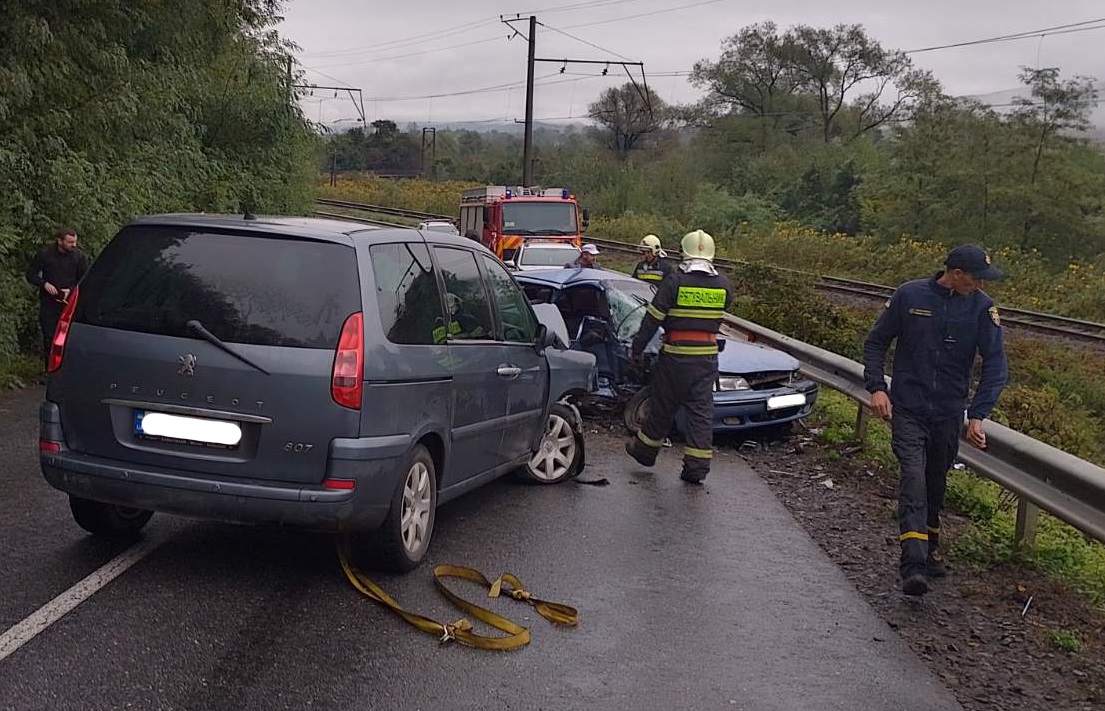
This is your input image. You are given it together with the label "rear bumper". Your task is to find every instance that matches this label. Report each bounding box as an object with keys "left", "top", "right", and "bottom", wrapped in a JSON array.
[
  {"left": 40, "top": 403, "right": 408, "bottom": 532},
  {"left": 704, "top": 380, "right": 820, "bottom": 433}
]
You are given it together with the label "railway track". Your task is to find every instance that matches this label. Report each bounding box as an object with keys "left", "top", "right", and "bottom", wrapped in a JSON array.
[
  {"left": 316, "top": 200, "right": 1105, "bottom": 344},
  {"left": 315, "top": 198, "right": 453, "bottom": 222},
  {"left": 312, "top": 209, "right": 407, "bottom": 228},
  {"left": 588, "top": 238, "right": 1105, "bottom": 343}
]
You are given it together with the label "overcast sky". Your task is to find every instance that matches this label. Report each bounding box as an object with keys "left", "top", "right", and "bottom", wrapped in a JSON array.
[{"left": 280, "top": 0, "right": 1105, "bottom": 127}]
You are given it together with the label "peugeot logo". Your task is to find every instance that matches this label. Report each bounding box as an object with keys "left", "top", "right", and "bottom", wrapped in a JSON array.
[{"left": 178, "top": 354, "right": 197, "bottom": 377}]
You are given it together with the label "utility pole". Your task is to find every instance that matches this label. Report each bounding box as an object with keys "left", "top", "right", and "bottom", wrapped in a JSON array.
[
  {"left": 421, "top": 127, "right": 437, "bottom": 179},
  {"left": 503, "top": 15, "right": 650, "bottom": 185},
  {"left": 522, "top": 15, "right": 537, "bottom": 187}
]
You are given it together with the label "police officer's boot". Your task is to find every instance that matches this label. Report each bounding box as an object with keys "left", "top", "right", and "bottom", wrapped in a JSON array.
[
  {"left": 625, "top": 436, "right": 658, "bottom": 468},
  {"left": 926, "top": 531, "right": 947, "bottom": 578},
  {"left": 902, "top": 573, "right": 929, "bottom": 597}
]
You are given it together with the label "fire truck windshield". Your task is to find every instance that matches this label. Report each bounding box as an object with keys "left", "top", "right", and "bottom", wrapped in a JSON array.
[{"left": 501, "top": 202, "right": 577, "bottom": 235}]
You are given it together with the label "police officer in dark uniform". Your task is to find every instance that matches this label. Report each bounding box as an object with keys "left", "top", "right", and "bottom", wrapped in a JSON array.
[
  {"left": 863, "top": 244, "right": 1008, "bottom": 597},
  {"left": 625, "top": 230, "right": 733, "bottom": 484},
  {"left": 25, "top": 227, "right": 88, "bottom": 368},
  {"left": 631, "top": 234, "right": 673, "bottom": 284}
]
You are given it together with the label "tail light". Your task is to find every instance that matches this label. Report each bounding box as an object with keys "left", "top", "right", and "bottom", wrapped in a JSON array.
[
  {"left": 47, "top": 286, "right": 80, "bottom": 374},
  {"left": 331, "top": 312, "right": 363, "bottom": 409}
]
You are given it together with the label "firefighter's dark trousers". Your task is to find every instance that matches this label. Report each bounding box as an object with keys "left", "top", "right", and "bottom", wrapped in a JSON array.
[
  {"left": 891, "top": 408, "right": 961, "bottom": 578},
  {"left": 633, "top": 352, "right": 716, "bottom": 480}
]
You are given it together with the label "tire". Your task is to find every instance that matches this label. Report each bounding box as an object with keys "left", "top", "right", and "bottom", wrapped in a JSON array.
[
  {"left": 519, "top": 403, "right": 583, "bottom": 484},
  {"left": 69, "top": 495, "right": 153, "bottom": 538},
  {"left": 623, "top": 386, "right": 653, "bottom": 434},
  {"left": 370, "top": 444, "right": 437, "bottom": 573}
]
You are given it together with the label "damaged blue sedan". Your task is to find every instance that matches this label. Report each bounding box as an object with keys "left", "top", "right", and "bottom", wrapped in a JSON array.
[{"left": 515, "top": 268, "right": 819, "bottom": 437}]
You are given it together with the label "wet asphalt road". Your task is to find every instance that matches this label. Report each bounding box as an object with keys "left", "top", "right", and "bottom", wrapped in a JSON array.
[{"left": 0, "top": 387, "right": 962, "bottom": 711}]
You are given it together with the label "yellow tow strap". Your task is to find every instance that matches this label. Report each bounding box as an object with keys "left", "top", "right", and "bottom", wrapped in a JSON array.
[{"left": 336, "top": 535, "right": 579, "bottom": 650}]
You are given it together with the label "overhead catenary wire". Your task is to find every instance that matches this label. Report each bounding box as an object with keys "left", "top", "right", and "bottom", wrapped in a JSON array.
[
  {"left": 311, "top": 35, "right": 506, "bottom": 69},
  {"left": 904, "top": 16, "right": 1105, "bottom": 53},
  {"left": 300, "top": 17, "right": 500, "bottom": 59},
  {"left": 516, "top": 0, "right": 651, "bottom": 17},
  {"left": 560, "top": 0, "right": 737, "bottom": 30},
  {"left": 537, "top": 21, "right": 636, "bottom": 62}
]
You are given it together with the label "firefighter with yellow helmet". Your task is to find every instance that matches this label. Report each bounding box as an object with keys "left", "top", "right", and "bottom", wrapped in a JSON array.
[
  {"left": 631, "top": 234, "right": 673, "bottom": 284},
  {"left": 625, "top": 229, "right": 733, "bottom": 484}
]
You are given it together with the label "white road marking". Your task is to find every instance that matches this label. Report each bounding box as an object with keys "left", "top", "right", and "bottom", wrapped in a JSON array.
[{"left": 0, "top": 534, "right": 164, "bottom": 663}]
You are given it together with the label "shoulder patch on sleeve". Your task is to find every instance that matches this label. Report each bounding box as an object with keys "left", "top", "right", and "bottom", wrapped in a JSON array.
[
  {"left": 884, "top": 298, "right": 891, "bottom": 309},
  {"left": 988, "top": 306, "right": 1001, "bottom": 327}
]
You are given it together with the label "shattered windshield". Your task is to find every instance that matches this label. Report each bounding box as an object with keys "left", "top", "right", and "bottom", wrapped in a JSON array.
[{"left": 605, "top": 279, "right": 656, "bottom": 340}]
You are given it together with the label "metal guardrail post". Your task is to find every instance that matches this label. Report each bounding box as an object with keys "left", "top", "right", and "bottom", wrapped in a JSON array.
[
  {"left": 854, "top": 404, "right": 869, "bottom": 442},
  {"left": 1015, "top": 499, "right": 1040, "bottom": 551}
]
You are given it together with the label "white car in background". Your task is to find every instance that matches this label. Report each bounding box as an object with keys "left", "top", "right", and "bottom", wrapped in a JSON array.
[
  {"left": 510, "top": 242, "right": 583, "bottom": 271},
  {"left": 417, "top": 219, "right": 460, "bottom": 235}
]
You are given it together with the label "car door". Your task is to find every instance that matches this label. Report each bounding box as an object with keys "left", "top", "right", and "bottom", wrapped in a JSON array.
[
  {"left": 480, "top": 255, "right": 547, "bottom": 463},
  {"left": 432, "top": 246, "right": 508, "bottom": 486}
]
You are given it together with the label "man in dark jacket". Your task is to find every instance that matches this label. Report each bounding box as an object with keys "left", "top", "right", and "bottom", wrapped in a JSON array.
[
  {"left": 25, "top": 227, "right": 88, "bottom": 366},
  {"left": 625, "top": 229, "right": 733, "bottom": 484},
  {"left": 863, "top": 244, "right": 1008, "bottom": 597}
]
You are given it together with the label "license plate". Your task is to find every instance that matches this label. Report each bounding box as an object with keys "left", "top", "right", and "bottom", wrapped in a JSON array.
[
  {"left": 134, "top": 410, "right": 242, "bottom": 447},
  {"left": 766, "top": 394, "right": 806, "bottom": 411}
]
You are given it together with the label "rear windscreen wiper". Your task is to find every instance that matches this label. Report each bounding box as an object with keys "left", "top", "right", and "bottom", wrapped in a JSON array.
[{"left": 186, "top": 320, "right": 270, "bottom": 375}]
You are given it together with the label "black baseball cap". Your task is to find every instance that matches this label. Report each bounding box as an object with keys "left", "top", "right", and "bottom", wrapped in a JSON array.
[{"left": 946, "top": 244, "right": 1002, "bottom": 280}]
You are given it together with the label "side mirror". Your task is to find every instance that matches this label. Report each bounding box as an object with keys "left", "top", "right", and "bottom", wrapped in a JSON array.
[
  {"left": 535, "top": 324, "right": 557, "bottom": 352},
  {"left": 581, "top": 207, "right": 590, "bottom": 230}
]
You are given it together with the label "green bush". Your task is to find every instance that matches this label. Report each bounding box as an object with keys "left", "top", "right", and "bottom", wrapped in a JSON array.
[
  {"left": 689, "top": 183, "right": 781, "bottom": 234},
  {"left": 994, "top": 385, "right": 1104, "bottom": 463}
]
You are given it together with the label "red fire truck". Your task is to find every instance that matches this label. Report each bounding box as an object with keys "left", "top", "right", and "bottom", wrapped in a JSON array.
[{"left": 458, "top": 186, "right": 588, "bottom": 262}]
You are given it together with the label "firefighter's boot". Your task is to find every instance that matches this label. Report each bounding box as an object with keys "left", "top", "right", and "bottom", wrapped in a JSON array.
[{"left": 625, "top": 434, "right": 659, "bottom": 468}]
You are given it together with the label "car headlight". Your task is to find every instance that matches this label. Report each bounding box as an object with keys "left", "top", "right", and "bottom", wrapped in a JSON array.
[{"left": 716, "top": 376, "right": 751, "bottom": 392}]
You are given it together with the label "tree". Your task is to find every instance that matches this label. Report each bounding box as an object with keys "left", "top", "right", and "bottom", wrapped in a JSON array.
[
  {"left": 1012, "top": 67, "right": 1100, "bottom": 248},
  {"left": 691, "top": 23, "right": 934, "bottom": 143},
  {"left": 588, "top": 83, "right": 668, "bottom": 157},
  {"left": 0, "top": 1, "right": 316, "bottom": 366},
  {"left": 690, "top": 22, "right": 800, "bottom": 127}
]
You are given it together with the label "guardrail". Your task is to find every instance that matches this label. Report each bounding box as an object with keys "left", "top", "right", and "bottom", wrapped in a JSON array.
[{"left": 719, "top": 313, "right": 1105, "bottom": 550}]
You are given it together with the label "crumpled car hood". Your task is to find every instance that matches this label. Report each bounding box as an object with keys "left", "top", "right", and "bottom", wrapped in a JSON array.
[
  {"left": 641, "top": 334, "right": 798, "bottom": 375},
  {"left": 717, "top": 338, "right": 799, "bottom": 374}
]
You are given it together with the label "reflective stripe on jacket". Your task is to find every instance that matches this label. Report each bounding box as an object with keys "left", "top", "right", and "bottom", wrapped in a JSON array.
[{"left": 632, "top": 269, "right": 733, "bottom": 357}]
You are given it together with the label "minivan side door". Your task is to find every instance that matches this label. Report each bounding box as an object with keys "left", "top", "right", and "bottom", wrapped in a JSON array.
[
  {"left": 480, "top": 256, "right": 547, "bottom": 463},
  {"left": 431, "top": 246, "right": 509, "bottom": 486}
]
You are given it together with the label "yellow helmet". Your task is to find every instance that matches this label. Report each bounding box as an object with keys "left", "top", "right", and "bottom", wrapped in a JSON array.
[
  {"left": 681, "top": 229, "right": 715, "bottom": 261},
  {"left": 639, "top": 234, "right": 663, "bottom": 255}
]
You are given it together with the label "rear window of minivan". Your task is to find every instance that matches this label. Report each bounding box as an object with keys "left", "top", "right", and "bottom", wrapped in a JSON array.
[{"left": 74, "top": 225, "right": 361, "bottom": 349}]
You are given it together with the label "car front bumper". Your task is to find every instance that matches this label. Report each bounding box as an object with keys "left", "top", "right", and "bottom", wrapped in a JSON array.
[{"left": 702, "top": 379, "right": 820, "bottom": 433}]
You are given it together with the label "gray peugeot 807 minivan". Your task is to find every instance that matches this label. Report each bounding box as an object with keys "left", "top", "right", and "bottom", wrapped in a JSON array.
[{"left": 39, "top": 214, "right": 595, "bottom": 571}]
